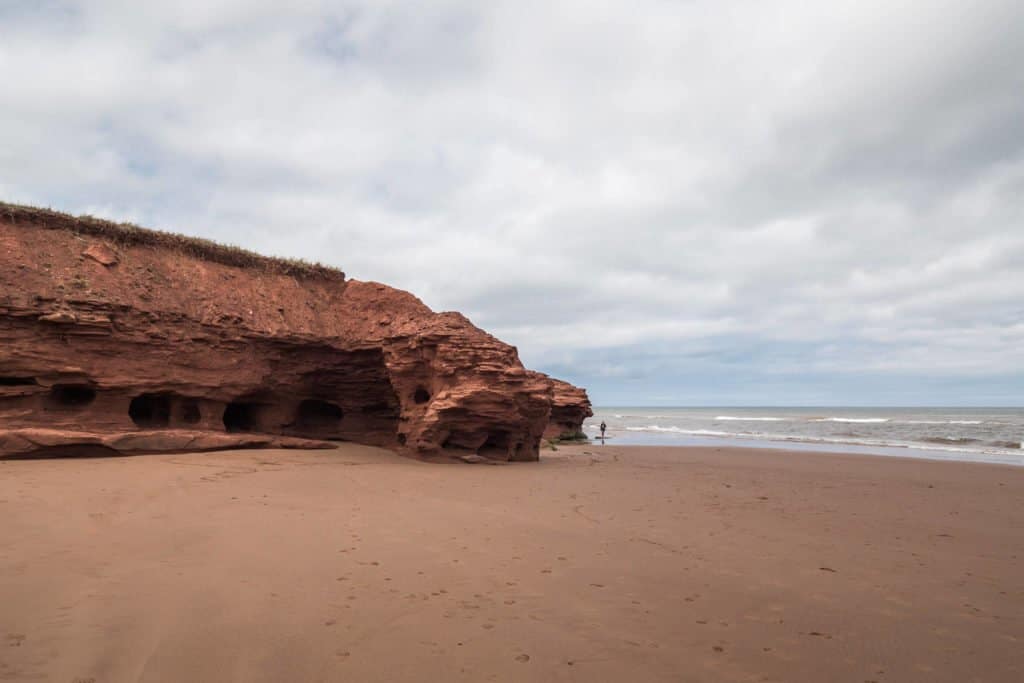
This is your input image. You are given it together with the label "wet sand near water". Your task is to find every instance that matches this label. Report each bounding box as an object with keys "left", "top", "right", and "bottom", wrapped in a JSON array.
[{"left": 1, "top": 443, "right": 1022, "bottom": 682}]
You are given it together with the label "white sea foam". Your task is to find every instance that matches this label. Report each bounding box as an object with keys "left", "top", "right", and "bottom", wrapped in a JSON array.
[
  {"left": 625, "top": 425, "right": 732, "bottom": 437},
  {"left": 586, "top": 407, "right": 1023, "bottom": 466},
  {"left": 608, "top": 425, "right": 1023, "bottom": 461},
  {"left": 813, "top": 417, "right": 984, "bottom": 425}
]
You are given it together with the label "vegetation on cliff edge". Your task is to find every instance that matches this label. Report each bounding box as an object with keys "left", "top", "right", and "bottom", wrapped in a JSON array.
[{"left": 0, "top": 201, "right": 345, "bottom": 281}]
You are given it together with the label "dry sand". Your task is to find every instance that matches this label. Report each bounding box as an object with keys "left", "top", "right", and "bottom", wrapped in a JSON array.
[{"left": 1, "top": 443, "right": 1022, "bottom": 682}]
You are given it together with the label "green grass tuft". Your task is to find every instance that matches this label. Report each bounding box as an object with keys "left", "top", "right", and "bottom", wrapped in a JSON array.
[{"left": 0, "top": 201, "right": 345, "bottom": 281}]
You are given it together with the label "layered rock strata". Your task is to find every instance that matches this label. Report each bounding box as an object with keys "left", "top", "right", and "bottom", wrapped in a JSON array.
[
  {"left": 542, "top": 378, "right": 594, "bottom": 440},
  {"left": 0, "top": 203, "right": 591, "bottom": 461}
]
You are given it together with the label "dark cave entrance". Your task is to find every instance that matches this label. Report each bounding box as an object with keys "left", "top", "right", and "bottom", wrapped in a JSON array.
[
  {"left": 223, "top": 401, "right": 263, "bottom": 433},
  {"left": 295, "top": 399, "right": 344, "bottom": 433},
  {"left": 129, "top": 394, "right": 172, "bottom": 428},
  {"left": 413, "top": 386, "right": 431, "bottom": 404},
  {"left": 439, "top": 430, "right": 514, "bottom": 459},
  {"left": 0, "top": 377, "right": 37, "bottom": 386},
  {"left": 46, "top": 384, "right": 96, "bottom": 408},
  {"left": 440, "top": 431, "right": 478, "bottom": 451},
  {"left": 479, "top": 431, "right": 511, "bottom": 459},
  {"left": 180, "top": 400, "right": 202, "bottom": 425}
]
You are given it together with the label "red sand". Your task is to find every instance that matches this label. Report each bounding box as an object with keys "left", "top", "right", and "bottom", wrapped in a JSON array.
[{"left": 2, "top": 443, "right": 1022, "bottom": 681}]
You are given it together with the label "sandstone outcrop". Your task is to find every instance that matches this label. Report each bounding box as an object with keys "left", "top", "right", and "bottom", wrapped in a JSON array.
[
  {"left": 542, "top": 378, "right": 594, "bottom": 440},
  {"left": 0, "top": 203, "right": 591, "bottom": 461}
]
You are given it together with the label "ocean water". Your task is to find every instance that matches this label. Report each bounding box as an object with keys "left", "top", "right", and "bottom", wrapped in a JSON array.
[{"left": 583, "top": 407, "right": 1024, "bottom": 466}]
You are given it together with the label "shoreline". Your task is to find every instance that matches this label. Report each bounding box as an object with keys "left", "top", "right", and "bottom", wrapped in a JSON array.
[
  {"left": 2, "top": 442, "right": 1022, "bottom": 681},
  {"left": 582, "top": 406, "right": 1024, "bottom": 467},
  {"left": 583, "top": 430, "right": 1024, "bottom": 467}
]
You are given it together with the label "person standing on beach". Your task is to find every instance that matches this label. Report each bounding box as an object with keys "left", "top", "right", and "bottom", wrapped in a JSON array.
[{"left": 600, "top": 421, "right": 607, "bottom": 440}]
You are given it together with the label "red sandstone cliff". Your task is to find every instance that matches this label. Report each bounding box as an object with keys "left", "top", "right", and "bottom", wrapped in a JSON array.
[
  {"left": 0, "top": 203, "right": 591, "bottom": 461},
  {"left": 542, "top": 378, "right": 594, "bottom": 440}
]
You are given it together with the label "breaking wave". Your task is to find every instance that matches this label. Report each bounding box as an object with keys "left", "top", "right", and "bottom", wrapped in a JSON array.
[
  {"left": 626, "top": 426, "right": 731, "bottom": 437},
  {"left": 588, "top": 407, "right": 1023, "bottom": 466},
  {"left": 615, "top": 424, "right": 1022, "bottom": 458},
  {"left": 921, "top": 436, "right": 981, "bottom": 445}
]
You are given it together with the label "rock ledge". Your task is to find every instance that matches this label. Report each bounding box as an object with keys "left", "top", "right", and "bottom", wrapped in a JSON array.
[{"left": 0, "top": 203, "right": 591, "bottom": 461}]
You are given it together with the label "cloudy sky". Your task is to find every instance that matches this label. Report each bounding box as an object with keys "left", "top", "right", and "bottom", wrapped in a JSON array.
[{"left": 2, "top": 1, "right": 1023, "bottom": 406}]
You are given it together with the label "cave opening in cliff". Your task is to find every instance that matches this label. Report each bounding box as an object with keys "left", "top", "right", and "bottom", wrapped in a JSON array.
[
  {"left": 479, "top": 431, "right": 511, "bottom": 459},
  {"left": 180, "top": 400, "right": 201, "bottom": 425},
  {"left": 295, "top": 399, "right": 343, "bottom": 433},
  {"left": 223, "top": 401, "right": 263, "bottom": 433},
  {"left": 414, "top": 387, "right": 431, "bottom": 404},
  {"left": 0, "top": 376, "right": 37, "bottom": 386},
  {"left": 46, "top": 384, "right": 96, "bottom": 408},
  {"left": 129, "top": 394, "right": 172, "bottom": 428},
  {"left": 441, "top": 430, "right": 481, "bottom": 451}
]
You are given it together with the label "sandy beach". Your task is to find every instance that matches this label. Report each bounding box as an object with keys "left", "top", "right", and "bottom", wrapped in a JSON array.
[{"left": 1, "top": 443, "right": 1022, "bottom": 682}]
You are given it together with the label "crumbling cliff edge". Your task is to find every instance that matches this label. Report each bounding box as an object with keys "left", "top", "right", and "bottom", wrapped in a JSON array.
[{"left": 0, "top": 203, "right": 592, "bottom": 461}]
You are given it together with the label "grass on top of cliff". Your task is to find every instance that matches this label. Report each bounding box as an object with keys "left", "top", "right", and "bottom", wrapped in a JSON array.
[{"left": 0, "top": 201, "right": 345, "bottom": 281}]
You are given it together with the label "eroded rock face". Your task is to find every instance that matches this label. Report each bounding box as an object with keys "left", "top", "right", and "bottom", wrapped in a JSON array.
[
  {"left": 542, "top": 378, "right": 594, "bottom": 440},
  {"left": 0, "top": 204, "right": 591, "bottom": 460}
]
